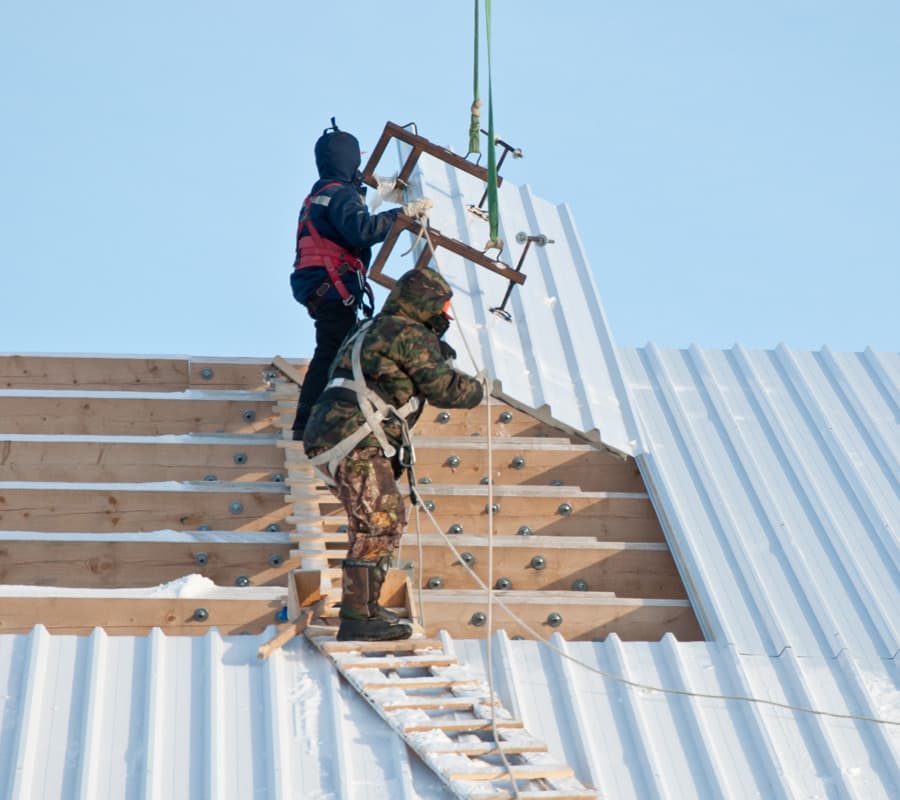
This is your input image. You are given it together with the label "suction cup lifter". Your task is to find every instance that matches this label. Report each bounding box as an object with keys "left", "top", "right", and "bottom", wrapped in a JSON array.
[{"left": 490, "top": 232, "right": 555, "bottom": 321}]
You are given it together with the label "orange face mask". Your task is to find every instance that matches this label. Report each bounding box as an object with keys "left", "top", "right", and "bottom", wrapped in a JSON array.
[{"left": 442, "top": 299, "right": 454, "bottom": 320}]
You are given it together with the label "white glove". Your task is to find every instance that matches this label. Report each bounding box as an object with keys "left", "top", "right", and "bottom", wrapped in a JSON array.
[
  {"left": 370, "top": 174, "right": 406, "bottom": 210},
  {"left": 402, "top": 197, "right": 433, "bottom": 219}
]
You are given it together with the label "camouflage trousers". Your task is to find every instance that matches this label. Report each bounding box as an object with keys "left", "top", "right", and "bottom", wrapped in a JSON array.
[{"left": 331, "top": 447, "right": 406, "bottom": 561}]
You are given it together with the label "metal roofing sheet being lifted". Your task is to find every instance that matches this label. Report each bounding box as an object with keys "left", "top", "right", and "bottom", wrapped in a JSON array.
[{"left": 401, "top": 150, "right": 637, "bottom": 455}]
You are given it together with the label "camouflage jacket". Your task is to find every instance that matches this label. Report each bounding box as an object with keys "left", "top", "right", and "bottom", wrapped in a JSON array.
[{"left": 303, "top": 268, "right": 484, "bottom": 457}]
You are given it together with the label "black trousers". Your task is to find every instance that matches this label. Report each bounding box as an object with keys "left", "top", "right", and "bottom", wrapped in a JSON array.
[{"left": 292, "top": 300, "right": 358, "bottom": 437}]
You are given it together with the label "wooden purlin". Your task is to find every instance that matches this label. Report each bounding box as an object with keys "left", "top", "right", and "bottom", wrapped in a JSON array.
[{"left": 306, "top": 630, "right": 598, "bottom": 800}]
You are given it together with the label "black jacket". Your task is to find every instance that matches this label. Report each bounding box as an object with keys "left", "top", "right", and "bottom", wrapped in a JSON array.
[{"left": 291, "top": 130, "right": 400, "bottom": 306}]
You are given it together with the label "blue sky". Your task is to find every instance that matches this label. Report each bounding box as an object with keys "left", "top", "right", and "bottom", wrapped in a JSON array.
[{"left": 1, "top": 1, "right": 897, "bottom": 358}]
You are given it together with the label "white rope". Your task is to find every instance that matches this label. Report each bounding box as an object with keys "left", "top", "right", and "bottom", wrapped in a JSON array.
[{"left": 415, "top": 217, "right": 521, "bottom": 796}]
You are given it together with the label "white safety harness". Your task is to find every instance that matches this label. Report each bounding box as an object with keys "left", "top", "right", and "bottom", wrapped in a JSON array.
[{"left": 306, "top": 318, "right": 421, "bottom": 485}]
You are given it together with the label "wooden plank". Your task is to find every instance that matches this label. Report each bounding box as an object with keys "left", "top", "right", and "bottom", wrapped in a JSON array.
[
  {"left": 403, "top": 719, "right": 523, "bottom": 733},
  {"left": 0, "top": 395, "right": 277, "bottom": 435},
  {"left": 300, "top": 492, "right": 665, "bottom": 543},
  {"left": 278, "top": 403, "right": 567, "bottom": 440},
  {"left": 408, "top": 445, "right": 644, "bottom": 493},
  {"left": 270, "top": 356, "right": 307, "bottom": 386},
  {"left": 0, "top": 355, "right": 189, "bottom": 390},
  {"left": 425, "top": 741, "right": 548, "bottom": 756},
  {"left": 322, "top": 637, "right": 444, "bottom": 654},
  {"left": 0, "top": 594, "right": 285, "bottom": 635},
  {"left": 0, "top": 438, "right": 283, "bottom": 483},
  {"left": 419, "top": 591, "right": 703, "bottom": 642},
  {"left": 0, "top": 538, "right": 294, "bottom": 587},
  {"left": 0, "top": 486, "right": 288, "bottom": 532},
  {"left": 408, "top": 537, "right": 686, "bottom": 599},
  {"left": 188, "top": 359, "right": 299, "bottom": 390},
  {"left": 449, "top": 765, "right": 575, "bottom": 782}
]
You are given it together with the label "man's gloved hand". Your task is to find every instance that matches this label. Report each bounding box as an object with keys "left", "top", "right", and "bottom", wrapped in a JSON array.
[
  {"left": 402, "top": 197, "right": 433, "bottom": 219},
  {"left": 439, "top": 340, "right": 457, "bottom": 361},
  {"left": 372, "top": 174, "right": 405, "bottom": 207}
]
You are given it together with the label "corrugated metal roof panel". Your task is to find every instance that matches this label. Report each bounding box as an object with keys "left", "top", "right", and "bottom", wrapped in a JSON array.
[
  {"left": 409, "top": 151, "right": 637, "bottom": 454},
  {"left": 620, "top": 344, "right": 900, "bottom": 660},
  {"left": 1, "top": 628, "right": 896, "bottom": 799}
]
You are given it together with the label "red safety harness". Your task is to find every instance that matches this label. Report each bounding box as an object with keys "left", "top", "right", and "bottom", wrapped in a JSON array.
[{"left": 293, "top": 182, "right": 373, "bottom": 315}]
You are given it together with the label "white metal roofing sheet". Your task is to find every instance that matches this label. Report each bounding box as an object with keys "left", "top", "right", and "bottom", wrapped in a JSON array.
[
  {"left": 401, "top": 150, "right": 637, "bottom": 455},
  {"left": 0, "top": 627, "right": 896, "bottom": 800},
  {"left": 619, "top": 344, "right": 900, "bottom": 660}
]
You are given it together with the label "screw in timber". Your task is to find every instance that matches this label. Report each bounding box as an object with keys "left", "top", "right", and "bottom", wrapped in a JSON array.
[
  {"left": 510, "top": 456, "right": 526, "bottom": 470},
  {"left": 200, "top": 367, "right": 214, "bottom": 380},
  {"left": 448, "top": 523, "right": 464, "bottom": 535},
  {"left": 233, "top": 452, "right": 248, "bottom": 465},
  {"left": 193, "top": 608, "right": 209, "bottom": 622},
  {"left": 517, "top": 525, "right": 533, "bottom": 536},
  {"left": 460, "top": 551, "right": 475, "bottom": 566},
  {"left": 495, "top": 577, "right": 512, "bottom": 590},
  {"left": 194, "top": 552, "right": 209, "bottom": 567},
  {"left": 235, "top": 576, "right": 250, "bottom": 587},
  {"left": 530, "top": 555, "right": 547, "bottom": 570},
  {"left": 547, "top": 612, "right": 563, "bottom": 627},
  {"left": 470, "top": 611, "right": 487, "bottom": 627},
  {"left": 266, "top": 523, "right": 281, "bottom": 533},
  {"left": 242, "top": 409, "right": 256, "bottom": 423},
  {"left": 498, "top": 410, "right": 513, "bottom": 423},
  {"left": 427, "top": 576, "right": 443, "bottom": 590},
  {"left": 269, "top": 553, "right": 284, "bottom": 567},
  {"left": 485, "top": 502, "right": 500, "bottom": 514},
  {"left": 557, "top": 502, "right": 573, "bottom": 516},
  {"left": 446, "top": 454, "right": 461, "bottom": 468},
  {"left": 229, "top": 501, "right": 244, "bottom": 515},
  {"left": 424, "top": 500, "right": 436, "bottom": 512},
  {"left": 572, "top": 579, "right": 588, "bottom": 591},
  {"left": 436, "top": 411, "right": 451, "bottom": 424}
]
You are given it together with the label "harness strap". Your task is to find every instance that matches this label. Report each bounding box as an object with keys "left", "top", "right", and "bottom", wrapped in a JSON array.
[
  {"left": 294, "top": 183, "right": 367, "bottom": 307},
  {"left": 307, "top": 319, "right": 420, "bottom": 483}
]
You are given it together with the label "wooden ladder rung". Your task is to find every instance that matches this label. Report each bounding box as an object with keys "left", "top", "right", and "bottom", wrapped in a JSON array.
[
  {"left": 450, "top": 765, "right": 575, "bottom": 782},
  {"left": 360, "top": 676, "right": 480, "bottom": 690},
  {"left": 336, "top": 653, "right": 457, "bottom": 670},
  {"left": 381, "top": 696, "right": 491, "bottom": 712},
  {"left": 471, "top": 791, "right": 598, "bottom": 800},
  {"left": 423, "top": 741, "right": 548, "bottom": 756},
  {"left": 321, "top": 637, "right": 444, "bottom": 654},
  {"left": 402, "top": 718, "right": 524, "bottom": 733}
]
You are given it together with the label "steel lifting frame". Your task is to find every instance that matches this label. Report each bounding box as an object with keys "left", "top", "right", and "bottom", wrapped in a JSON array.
[{"left": 360, "top": 122, "right": 526, "bottom": 291}]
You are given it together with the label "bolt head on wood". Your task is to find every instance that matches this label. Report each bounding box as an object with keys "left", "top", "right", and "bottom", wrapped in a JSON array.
[
  {"left": 427, "top": 576, "right": 443, "bottom": 590},
  {"left": 530, "top": 555, "right": 546, "bottom": 570},
  {"left": 448, "top": 523, "right": 463, "bottom": 535}
]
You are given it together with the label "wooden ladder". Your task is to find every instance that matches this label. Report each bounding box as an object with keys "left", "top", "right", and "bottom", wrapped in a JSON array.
[{"left": 305, "top": 630, "right": 598, "bottom": 800}]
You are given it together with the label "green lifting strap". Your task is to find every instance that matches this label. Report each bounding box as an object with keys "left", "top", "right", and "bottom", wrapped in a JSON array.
[
  {"left": 467, "top": 0, "right": 481, "bottom": 155},
  {"left": 484, "top": 0, "right": 500, "bottom": 246}
]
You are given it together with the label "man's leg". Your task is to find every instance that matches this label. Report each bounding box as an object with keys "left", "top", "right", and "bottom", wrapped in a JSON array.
[
  {"left": 332, "top": 447, "right": 410, "bottom": 641},
  {"left": 291, "top": 300, "right": 357, "bottom": 439}
]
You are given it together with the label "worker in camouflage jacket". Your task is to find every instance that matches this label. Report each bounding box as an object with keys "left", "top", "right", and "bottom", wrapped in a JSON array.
[{"left": 303, "top": 267, "right": 484, "bottom": 641}]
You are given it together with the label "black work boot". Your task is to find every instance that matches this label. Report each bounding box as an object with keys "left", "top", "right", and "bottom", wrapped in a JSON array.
[
  {"left": 337, "top": 560, "right": 411, "bottom": 642},
  {"left": 372, "top": 557, "right": 400, "bottom": 623}
]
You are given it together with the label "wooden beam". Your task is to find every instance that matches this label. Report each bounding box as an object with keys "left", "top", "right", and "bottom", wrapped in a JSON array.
[
  {"left": 0, "top": 484, "right": 289, "bottom": 532},
  {"left": 295, "top": 490, "right": 665, "bottom": 543},
  {"left": 419, "top": 590, "right": 703, "bottom": 642},
  {"left": 0, "top": 394, "right": 277, "bottom": 435},
  {"left": 0, "top": 536, "right": 294, "bottom": 588},
  {"left": 0, "top": 437, "right": 283, "bottom": 483},
  {"left": 398, "top": 536, "right": 685, "bottom": 599},
  {"left": 0, "top": 355, "right": 189, "bottom": 391},
  {"left": 0, "top": 593, "right": 285, "bottom": 635}
]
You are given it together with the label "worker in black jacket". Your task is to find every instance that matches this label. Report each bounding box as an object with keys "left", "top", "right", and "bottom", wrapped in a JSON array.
[{"left": 289, "top": 120, "right": 431, "bottom": 440}]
